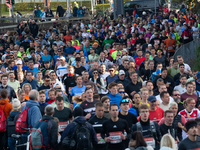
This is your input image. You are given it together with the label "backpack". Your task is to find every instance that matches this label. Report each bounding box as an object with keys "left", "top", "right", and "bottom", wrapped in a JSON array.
[
  {"left": 15, "top": 107, "right": 30, "bottom": 133},
  {"left": 29, "top": 120, "right": 49, "bottom": 150},
  {"left": 0, "top": 103, "right": 8, "bottom": 132},
  {"left": 62, "top": 121, "right": 92, "bottom": 150},
  {"left": 7, "top": 112, "right": 20, "bottom": 137}
]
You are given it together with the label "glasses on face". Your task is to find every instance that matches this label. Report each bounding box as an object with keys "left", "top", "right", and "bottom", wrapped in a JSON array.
[
  {"left": 45, "top": 80, "right": 50, "bottom": 82},
  {"left": 119, "top": 91, "right": 125, "bottom": 94},
  {"left": 93, "top": 72, "right": 98, "bottom": 74},
  {"left": 121, "top": 99, "right": 129, "bottom": 103},
  {"left": 109, "top": 70, "right": 114, "bottom": 72},
  {"left": 50, "top": 83, "right": 55, "bottom": 85},
  {"left": 174, "top": 94, "right": 180, "bottom": 96}
]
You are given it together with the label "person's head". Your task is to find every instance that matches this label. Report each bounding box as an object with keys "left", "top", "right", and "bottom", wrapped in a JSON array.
[
  {"left": 8, "top": 72, "right": 15, "bottom": 81},
  {"left": 36, "top": 71, "right": 43, "bottom": 80},
  {"left": 48, "top": 88, "right": 55, "bottom": 100},
  {"left": 179, "top": 63, "right": 185, "bottom": 73},
  {"left": 39, "top": 90, "right": 46, "bottom": 103},
  {"left": 108, "top": 82, "right": 118, "bottom": 95},
  {"left": 158, "top": 83, "right": 167, "bottom": 93},
  {"left": 50, "top": 80, "right": 56, "bottom": 88},
  {"left": 195, "top": 118, "right": 200, "bottom": 131},
  {"left": 180, "top": 74, "right": 187, "bottom": 86},
  {"left": 43, "top": 75, "right": 50, "bottom": 86},
  {"left": 129, "top": 131, "right": 147, "bottom": 148},
  {"left": 108, "top": 66, "right": 115, "bottom": 75},
  {"left": 44, "top": 105, "right": 54, "bottom": 116},
  {"left": 28, "top": 61, "right": 34, "bottom": 70},
  {"left": 0, "top": 89, "right": 8, "bottom": 99},
  {"left": 192, "top": 69, "right": 198, "bottom": 80},
  {"left": 146, "top": 81, "right": 154, "bottom": 91},
  {"left": 169, "top": 102, "right": 178, "bottom": 116},
  {"left": 186, "top": 81, "right": 194, "bottom": 93},
  {"left": 110, "top": 104, "right": 119, "bottom": 118},
  {"left": 172, "top": 60, "right": 178, "bottom": 69},
  {"left": 26, "top": 71, "right": 34, "bottom": 81},
  {"left": 160, "top": 91, "right": 170, "bottom": 104},
  {"left": 160, "top": 134, "right": 176, "bottom": 149},
  {"left": 183, "top": 97, "right": 196, "bottom": 111},
  {"left": 139, "top": 104, "right": 149, "bottom": 121},
  {"left": 73, "top": 107, "right": 84, "bottom": 118},
  {"left": 177, "top": 55, "right": 184, "bottom": 64},
  {"left": 12, "top": 99, "right": 21, "bottom": 111},
  {"left": 67, "top": 65, "right": 74, "bottom": 75},
  {"left": 18, "top": 89, "right": 25, "bottom": 101},
  {"left": 148, "top": 95, "right": 157, "bottom": 110},
  {"left": 49, "top": 71, "right": 57, "bottom": 80},
  {"left": 185, "top": 120, "right": 198, "bottom": 136},
  {"left": 133, "top": 93, "right": 141, "bottom": 104},
  {"left": 164, "top": 110, "right": 174, "bottom": 125},
  {"left": 140, "top": 88, "right": 149, "bottom": 100},
  {"left": 85, "top": 88, "right": 93, "bottom": 101},
  {"left": 130, "top": 71, "right": 138, "bottom": 82},
  {"left": 95, "top": 102, "right": 104, "bottom": 118},
  {"left": 118, "top": 70, "right": 125, "bottom": 80},
  {"left": 120, "top": 99, "right": 130, "bottom": 112},
  {"left": 161, "top": 68, "right": 167, "bottom": 78},
  {"left": 1, "top": 74, "right": 8, "bottom": 85},
  {"left": 82, "top": 71, "right": 89, "bottom": 81},
  {"left": 55, "top": 96, "right": 64, "bottom": 110},
  {"left": 101, "top": 96, "right": 110, "bottom": 110},
  {"left": 75, "top": 76, "right": 83, "bottom": 85},
  {"left": 172, "top": 90, "right": 181, "bottom": 103},
  {"left": 29, "top": 90, "right": 39, "bottom": 102}
]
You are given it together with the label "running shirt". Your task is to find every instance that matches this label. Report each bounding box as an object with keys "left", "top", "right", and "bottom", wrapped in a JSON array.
[
  {"left": 56, "top": 64, "right": 68, "bottom": 78},
  {"left": 149, "top": 107, "right": 164, "bottom": 123},
  {"left": 70, "top": 85, "right": 86, "bottom": 97},
  {"left": 178, "top": 136, "right": 200, "bottom": 150}
]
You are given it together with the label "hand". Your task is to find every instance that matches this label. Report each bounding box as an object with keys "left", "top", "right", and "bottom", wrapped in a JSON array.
[
  {"left": 60, "top": 75, "right": 63, "bottom": 78},
  {"left": 131, "top": 91, "right": 136, "bottom": 96},
  {"left": 184, "top": 70, "right": 189, "bottom": 74},
  {"left": 121, "top": 134, "right": 126, "bottom": 140},
  {"left": 64, "top": 93, "right": 68, "bottom": 97},
  {"left": 105, "top": 137, "right": 111, "bottom": 143},
  {"left": 85, "top": 113, "right": 91, "bottom": 119},
  {"left": 96, "top": 83, "right": 101, "bottom": 87},
  {"left": 166, "top": 82, "right": 169, "bottom": 87},
  {"left": 178, "top": 122, "right": 183, "bottom": 129}
]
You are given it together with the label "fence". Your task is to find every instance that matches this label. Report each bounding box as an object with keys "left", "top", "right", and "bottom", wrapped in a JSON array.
[{"left": 174, "top": 38, "right": 200, "bottom": 66}]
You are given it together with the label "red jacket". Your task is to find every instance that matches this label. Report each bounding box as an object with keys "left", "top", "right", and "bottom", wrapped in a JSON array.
[{"left": 182, "top": 29, "right": 191, "bottom": 40}]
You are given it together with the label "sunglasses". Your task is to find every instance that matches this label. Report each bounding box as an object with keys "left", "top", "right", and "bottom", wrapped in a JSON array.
[
  {"left": 45, "top": 80, "right": 50, "bottom": 82},
  {"left": 50, "top": 83, "right": 55, "bottom": 85},
  {"left": 119, "top": 91, "right": 125, "bottom": 94},
  {"left": 121, "top": 99, "right": 129, "bottom": 103},
  {"left": 109, "top": 70, "right": 114, "bottom": 72},
  {"left": 93, "top": 72, "right": 98, "bottom": 74},
  {"left": 174, "top": 94, "right": 180, "bottom": 96}
]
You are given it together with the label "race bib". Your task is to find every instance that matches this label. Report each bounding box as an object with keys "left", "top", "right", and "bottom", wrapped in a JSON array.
[
  {"left": 154, "top": 40, "right": 160, "bottom": 44},
  {"left": 59, "top": 121, "right": 69, "bottom": 132},
  {"left": 168, "top": 46, "right": 173, "bottom": 50},
  {"left": 68, "top": 87, "right": 73, "bottom": 94},
  {"left": 144, "top": 137, "right": 155, "bottom": 148},
  {"left": 109, "top": 132, "right": 122, "bottom": 144},
  {"left": 175, "top": 140, "right": 178, "bottom": 150},
  {"left": 184, "top": 36, "right": 189, "bottom": 40},
  {"left": 68, "top": 54, "right": 72, "bottom": 58},
  {"left": 97, "top": 133, "right": 106, "bottom": 144}
]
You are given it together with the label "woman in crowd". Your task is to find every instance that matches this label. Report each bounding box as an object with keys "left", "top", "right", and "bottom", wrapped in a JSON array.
[{"left": 22, "top": 83, "right": 32, "bottom": 101}]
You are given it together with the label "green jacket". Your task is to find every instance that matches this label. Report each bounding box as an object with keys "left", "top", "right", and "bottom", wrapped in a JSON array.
[
  {"left": 166, "top": 32, "right": 180, "bottom": 44},
  {"left": 167, "top": 66, "right": 180, "bottom": 78},
  {"left": 102, "top": 39, "right": 114, "bottom": 48},
  {"left": 111, "top": 50, "right": 122, "bottom": 60}
]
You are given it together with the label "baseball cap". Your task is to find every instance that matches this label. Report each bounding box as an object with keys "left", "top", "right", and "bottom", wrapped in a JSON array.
[
  {"left": 119, "top": 70, "right": 125, "bottom": 75},
  {"left": 16, "top": 60, "right": 22, "bottom": 65},
  {"left": 154, "top": 32, "right": 159, "bottom": 35},
  {"left": 196, "top": 72, "right": 200, "bottom": 79},
  {"left": 5, "top": 56, "right": 11, "bottom": 59},
  {"left": 148, "top": 95, "right": 157, "bottom": 102},
  {"left": 148, "top": 44, "right": 152, "bottom": 47},
  {"left": 59, "top": 56, "right": 65, "bottom": 60},
  {"left": 44, "top": 60, "right": 50, "bottom": 63},
  {"left": 157, "top": 49, "right": 163, "bottom": 52},
  {"left": 111, "top": 32, "right": 116, "bottom": 36},
  {"left": 24, "top": 57, "right": 29, "bottom": 62},
  {"left": 120, "top": 99, "right": 129, "bottom": 105}
]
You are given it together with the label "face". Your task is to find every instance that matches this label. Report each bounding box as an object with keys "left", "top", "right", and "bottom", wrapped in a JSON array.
[
  {"left": 186, "top": 84, "right": 194, "bottom": 93},
  {"left": 85, "top": 89, "right": 93, "bottom": 99},
  {"left": 50, "top": 73, "right": 57, "bottom": 80},
  {"left": 48, "top": 91, "right": 55, "bottom": 100},
  {"left": 1, "top": 77, "right": 8, "bottom": 85},
  {"left": 173, "top": 62, "right": 178, "bottom": 68},
  {"left": 119, "top": 74, "right": 125, "bottom": 80},
  {"left": 110, "top": 105, "right": 119, "bottom": 118},
  {"left": 9, "top": 73, "right": 15, "bottom": 80},
  {"left": 133, "top": 94, "right": 141, "bottom": 104},
  {"left": 169, "top": 105, "right": 178, "bottom": 116},
  {"left": 28, "top": 62, "right": 34, "bottom": 69},
  {"left": 56, "top": 100, "right": 64, "bottom": 110},
  {"left": 165, "top": 113, "right": 174, "bottom": 124},
  {"left": 140, "top": 109, "right": 149, "bottom": 120},
  {"left": 187, "top": 100, "right": 196, "bottom": 110},
  {"left": 146, "top": 82, "right": 153, "bottom": 91},
  {"left": 76, "top": 77, "right": 83, "bottom": 85},
  {"left": 179, "top": 65, "right": 185, "bottom": 72},
  {"left": 131, "top": 73, "right": 137, "bottom": 82},
  {"left": 141, "top": 91, "right": 149, "bottom": 100},
  {"left": 172, "top": 91, "right": 181, "bottom": 100},
  {"left": 120, "top": 103, "right": 129, "bottom": 112},
  {"left": 161, "top": 70, "right": 167, "bottom": 78},
  {"left": 193, "top": 71, "right": 198, "bottom": 79},
  {"left": 96, "top": 106, "right": 104, "bottom": 118},
  {"left": 103, "top": 99, "right": 110, "bottom": 109},
  {"left": 50, "top": 80, "right": 56, "bottom": 88},
  {"left": 56, "top": 92, "right": 63, "bottom": 98},
  {"left": 19, "top": 92, "right": 25, "bottom": 100},
  {"left": 37, "top": 73, "right": 42, "bottom": 79},
  {"left": 110, "top": 86, "right": 118, "bottom": 95},
  {"left": 109, "top": 68, "right": 115, "bottom": 75},
  {"left": 82, "top": 72, "right": 89, "bottom": 80},
  {"left": 162, "top": 93, "right": 170, "bottom": 104},
  {"left": 180, "top": 77, "right": 187, "bottom": 85},
  {"left": 24, "top": 85, "right": 31, "bottom": 92},
  {"left": 39, "top": 94, "right": 46, "bottom": 103},
  {"left": 26, "top": 73, "right": 33, "bottom": 81},
  {"left": 44, "top": 78, "right": 50, "bottom": 85},
  {"left": 178, "top": 58, "right": 183, "bottom": 64}
]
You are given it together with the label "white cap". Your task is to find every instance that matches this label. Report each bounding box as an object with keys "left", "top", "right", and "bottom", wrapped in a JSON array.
[
  {"left": 12, "top": 99, "right": 21, "bottom": 110},
  {"left": 122, "top": 48, "right": 127, "bottom": 52},
  {"left": 16, "top": 60, "right": 22, "bottom": 65},
  {"left": 148, "top": 44, "right": 152, "bottom": 47},
  {"left": 119, "top": 70, "right": 125, "bottom": 75},
  {"left": 59, "top": 56, "right": 65, "bottom": 60}
]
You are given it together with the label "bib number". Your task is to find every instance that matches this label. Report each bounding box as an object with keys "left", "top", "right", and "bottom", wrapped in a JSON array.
[
  {"left": 109, "top": 132, "right": 122, "bottom": 144},
  {"left": 144, "top": 137, "right": 155, "bottom": 148}
]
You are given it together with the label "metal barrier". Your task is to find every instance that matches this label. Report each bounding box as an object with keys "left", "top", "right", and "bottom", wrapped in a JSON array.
[{"left": 174, "top": 38, "right": 200, "bottom": 66}]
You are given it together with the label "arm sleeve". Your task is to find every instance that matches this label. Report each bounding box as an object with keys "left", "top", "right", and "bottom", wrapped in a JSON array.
[
  {"left": 49, "top": 121, "right": 58, "bottom": 149},
  {"left": 155, "top": 123, "right": 162, "bottom": 142},
  {"left": 158, "top": 117, "right": 165, "bottom": 125},
  {"left": 90, "top": 124, "right": 98, "bottom": 146},
  {"left": 101, "top": 122, "right": 107, "bottom": 139},
  {"left": 181, "top": 115, "right": 187, "bottom": 126},
  {"left": 11, "top": 88, "right": 17, "bottom": 99},
  {"left": 31, "top": 107, "right": 42, "bottom": 127}
]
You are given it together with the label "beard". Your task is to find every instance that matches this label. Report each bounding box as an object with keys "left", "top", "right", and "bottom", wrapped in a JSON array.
[{"left": 174, "top": 98, "right": 181, "bottom": 103}]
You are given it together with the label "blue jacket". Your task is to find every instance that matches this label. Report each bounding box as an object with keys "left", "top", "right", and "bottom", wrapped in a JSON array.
[
  {"left": 61, "top": 116, "right": 98, "bottom": 145},
  {"left": 64, "top": 46, "right": 76, "bottom": 55},
  {"left": 20, "top": 79, "right": 39, "bottom": 89},
  {"left": 107, "top": 93, "right": 122, "bottom": 107},
  {"left": 77, "top": 9, "right": 85, "bottom": 17},
  {"left": 22, "top": 100, "right": 42, "bottom": 128},
  {"left": 12, "top": 65, "right": 29, "bottom": 70}
]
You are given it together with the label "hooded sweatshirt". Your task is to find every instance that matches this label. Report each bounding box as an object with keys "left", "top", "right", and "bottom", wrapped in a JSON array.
[{"left": 0, "top": 98, "right": 12, "bottom": 118}]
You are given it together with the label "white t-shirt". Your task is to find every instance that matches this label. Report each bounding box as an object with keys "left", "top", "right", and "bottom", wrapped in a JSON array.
[
  {"left": 160, "top": 103, "right": 170, "bottom": 111},
  {"left": 100, "top": 72, "right": 110, "bottom": 94},
  {"left": 192, "top": 26, "right": 199, "bottom": 37},
  {"left": 56, "top": 64, "right": 68, "bottom": 78},
  {"left": 184, "top": 63, "right": 191, "bottom": 72},
  {"left": 174, "top": 84, "right": 187, "bottom": 94}
]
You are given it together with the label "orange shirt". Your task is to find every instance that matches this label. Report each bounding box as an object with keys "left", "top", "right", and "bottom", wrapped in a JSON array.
[
  {"left": 64, "top": 35, "right": 72, "bottom": 43},
  {"left": 164, "top": 38, "right": 176, "bottom": 52},
  {"left": 25, "top": 94, "right": 29, "bottom": 100},
  {"left": 0, "top": 99, "right": 12, "bottom": 118}
]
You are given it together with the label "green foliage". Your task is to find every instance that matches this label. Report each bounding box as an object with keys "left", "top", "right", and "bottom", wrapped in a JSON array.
[{"left": 94, "top": 4, "right": 110, "bottom": 11}]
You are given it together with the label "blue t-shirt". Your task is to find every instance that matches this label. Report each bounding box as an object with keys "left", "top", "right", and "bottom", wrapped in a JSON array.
[
  {"left": 28, "top": 68, "right": 39, "bottom": 77},
  {"left": 71, "top": 85, "right": 86, "bottom": 97},
  {"left": 107, "top": 93, "right": 122, "bottom": 107},
  {"left": 41, "top": 55, "right": 52, "bottom": 62}
]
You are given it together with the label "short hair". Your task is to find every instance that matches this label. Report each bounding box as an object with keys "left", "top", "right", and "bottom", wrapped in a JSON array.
[
  {"left": 164, "top": 110, "right": 173, "bottom": 117},
  {"left": 158, "top": 83, "right": 166, "bottom": 89},
  {"left": 95, "top": 102, "right": 104, "bottom": 108},
  {"left": 39, "top": 90, "right": 46, "bottom": 95},
  {"left": 157, "top": 78, "right": 164, "bottom": 84},
  {"left": 1, "top": 89, "right": 8, "bottom": 99},
  {"left": 110, "top": 103, "right": 118, "bottom": 110},
  {"left": 93, "top": 94, "right": 100, "bottom": 100},
  {"left": 146, "top": 80, "right": 153, "bottom": 85},
  {"left": 177, "top": 55, "right": 183, "bottom": 59},
  {"left": 140, "top": 88, "right": 149, "bottom": 94},
  {"left": 29, "top": 90, "right": 39, "bottom": 101},
  {"left": 55, "top": 96, "right": 64, "bottom": 102},
  {"left": 44, "top": 105, "right": 54, "bottom": 116},
  {"left": 101, "top": 96, "right": 111, "bottom": 103},
  {"left": 55, "top": 89, "right": 62, "bottom": 95},
  {"left": 75, "top": 75, "right": 82, "bottom": 80},
  {"left": 108, "top": 82, "right": 118, "bottom": 89},
  {"left": 26, "top": 71, "right": 33, "bottom": 76},
  {"left": 129, "top": 71, "right": 137, "bottom": 76},
  {"left": 179, "top": 63, "right": 184, "bottom": 67},
  {"left": 180, "top": 74, "right": 187, "bottom": 79},
  {"left": 48, "top": 88, "right": 55, "bottom": 95},
  {"left": 169, "top": 102, "right": 178, "bottom": 108},
  {"left": 37, "top": 71, "right": 42, "bottom": 74},
  {"left": 160, "top": 91, "right": 169, "bottom": 98},
  {"left": 139, "top": 104, "right": 149, "bottom": 112},
  {"left": 186, "top": 81, "right": 193, "bottom": 87},
  {"left": 44, "top": 75, "right": 50, "bottom": 80}
]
